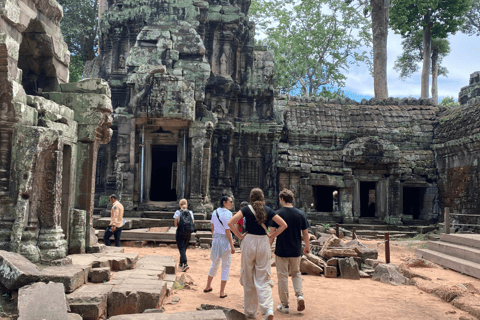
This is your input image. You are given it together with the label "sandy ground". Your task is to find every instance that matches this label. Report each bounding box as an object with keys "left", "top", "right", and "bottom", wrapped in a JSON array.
[{"left": 124, "top": 239, "right": 480, "bottom": 320}]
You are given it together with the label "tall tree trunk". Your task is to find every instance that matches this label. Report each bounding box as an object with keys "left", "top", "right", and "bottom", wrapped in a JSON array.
[
  {"left": 421, "top": 22, "right": 431, "bottom": 99},
  {"left": 431, "top": 47, "right": 438, "bottom": 105},
  {"left": 371, "top": 0, "right": 389, "bottom": 99}
]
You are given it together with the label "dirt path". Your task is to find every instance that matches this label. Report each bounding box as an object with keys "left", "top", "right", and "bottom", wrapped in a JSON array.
[{"left": 125, "top": 240, "right": 480, "bottom": 320}]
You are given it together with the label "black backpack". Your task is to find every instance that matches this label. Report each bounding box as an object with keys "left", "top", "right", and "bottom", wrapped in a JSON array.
[{"left": 178, "top": 210, "right": 195, "bottom": 235}]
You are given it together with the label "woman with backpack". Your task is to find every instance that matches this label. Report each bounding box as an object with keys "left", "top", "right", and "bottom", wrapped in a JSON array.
[
  {"left": 174, "top": 199, "right": 195, "bottom": 272},
  {"left": 228, "top": 188, "right": 288, "bottom": 320},
  {"left": 203, "top": 195, "right": 236, "bottom": 298}
]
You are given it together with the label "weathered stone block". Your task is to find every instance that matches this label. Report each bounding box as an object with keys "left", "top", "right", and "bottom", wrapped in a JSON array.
[
  {"left": 18, "top": 282, "right": 68, "bottom": 320},
  {"left": 41, "top": 265, "right": 87, "bottom": 293},
  {"left": 338, "top": 257, "right": 360, "bottom": 280},
  {"left": 67, "top": 284, "right": 114, "bottom": 320},
  {"left": 324, "top": 266, "right": 337, "bottom": 278},
  {"left": 108, "top": 310, "right": 227, "bottom": 319},
  {"left": 107, "top": 282, "right": 167, "bottom": 316},
  {"left": 354, "top": 246, "right": 378, "bottom": 263},
  {"left": 0, "top": 250, "right": 42, "bottom": 290},
  {"left": 300, "top": 256, "right": 322, "bottom": 276},
  {"left": 89, "top": 267, "right": 111, "bottom": 283}
]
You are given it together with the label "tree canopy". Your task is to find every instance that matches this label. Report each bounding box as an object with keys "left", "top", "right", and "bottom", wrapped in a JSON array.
[
  {"left": 58, "top": 0, "right": 98, "bottom": 82},
  {"left": 250, "top": 0, "right": 371, "bottom": 97},
  {"left": 390, "top": 0, "right": 470, "bottom": 98},
  {"left": 460, "top": 0, "right": 480, "bottom": 36}
]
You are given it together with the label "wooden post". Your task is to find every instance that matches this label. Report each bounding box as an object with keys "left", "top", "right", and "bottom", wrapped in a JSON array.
[
  {"left": 352, "top": 227, "right": 356, "bottom": 240},
  {"left": 385, "top": 232, "right": 390, "bottom": 264},
  {"left": 445, "top": 207, "right": 450, "bottom": 234},
  {"left": 335, "top": 223, "right": 339, "bottom": 237}
]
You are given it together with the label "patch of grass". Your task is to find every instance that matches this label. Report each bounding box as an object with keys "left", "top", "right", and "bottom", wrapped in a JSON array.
[
  {"left": 396, "top": 234, "right": 429, "bottom": 242},
  {"left": 173, "top": 280, "right": 184, "bottom": 290},
  {"left": 321, "top": 223, "right": 331, "bottom": 229}
]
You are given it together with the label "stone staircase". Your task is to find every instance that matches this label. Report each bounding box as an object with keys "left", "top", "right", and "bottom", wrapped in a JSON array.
[
  {"left": 415, "top": 234, "right": 480, "bottom": 279},
  {"left": 340, "top": 224, "right": 436, "bottom": 239}
]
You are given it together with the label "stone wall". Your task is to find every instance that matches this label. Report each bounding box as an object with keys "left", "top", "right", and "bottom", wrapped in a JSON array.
[
  {"left": 459, "top": 72, "right": 480, "bottom": 105},
  {"left": 0, "top": 0, "right": 113, "bottom": 261},
  {"left": 277, "top": 96, "right": 441, "bottom": 224},
  {"left": 433, "top": 95, "right": 480, "bottom": 231}
]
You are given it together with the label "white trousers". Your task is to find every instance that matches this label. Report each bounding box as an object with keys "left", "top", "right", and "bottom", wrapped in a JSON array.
[
  {"left": 208, "top": 249, "right": 232, "bottom": 281},
  {"left": 240, "top": 234, "right": 274, "bottom": 317}
]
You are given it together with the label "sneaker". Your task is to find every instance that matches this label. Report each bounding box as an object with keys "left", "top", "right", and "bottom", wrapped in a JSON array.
[
  {"left": 264, "top": 309, "right": 274, "bottom": 320},
  {"left": 277, "top": 304, "right": 289, "bottom": 314},
  {"left": 182, "top": 264, "right": 189, "bottom": 272},
  {"left": 297, "top": 296, "right": 305, "bottom": 312}
]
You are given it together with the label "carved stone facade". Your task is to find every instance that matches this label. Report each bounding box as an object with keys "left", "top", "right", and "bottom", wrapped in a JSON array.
[
  {"left": 89, "top": 0, "right": 277, "bottom": 212},
  {"left": 0, "top": 0, "right": 112, "bottom": 262}
]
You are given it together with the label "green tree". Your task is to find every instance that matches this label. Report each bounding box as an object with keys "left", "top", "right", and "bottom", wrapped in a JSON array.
[
  {"left": 390, "top": 0, "right": 471, "bottom": 98},
  {"left": 251, "top": 0, "right": 371, "bottom": 96},
  {"left": 58, "top": 0, "right": 98, "bottom": 82},
  {"left": 394, "top": 31, "right": 450, "bottom": 103},
  {"left": 439, "top": 96, "right": 460, "bottom": 108},
  {"left": 460, "top": 0, "right": 480, "bottom": 36}
]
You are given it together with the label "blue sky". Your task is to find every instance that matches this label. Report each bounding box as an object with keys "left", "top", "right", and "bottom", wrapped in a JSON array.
[{"left": 342, "top": 32, "right": 480, "bottom": 102}]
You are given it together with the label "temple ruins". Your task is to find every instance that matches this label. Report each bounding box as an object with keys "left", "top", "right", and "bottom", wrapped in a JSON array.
[{"left": 0, "top": 0, "right": 479, "bottom": 265}]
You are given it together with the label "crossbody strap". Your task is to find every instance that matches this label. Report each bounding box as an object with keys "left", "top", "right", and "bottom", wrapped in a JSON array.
[
  {"left": 215, "top": 210, "right": 225, "bottom": 228},
  {"left": 248, "top": 205, "right": 269, "bottom": 234}
]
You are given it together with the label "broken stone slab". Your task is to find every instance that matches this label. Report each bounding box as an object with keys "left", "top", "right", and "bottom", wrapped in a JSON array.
[
  {"left": 0, "top": 250, "right": 42, "bottom": 290},
  {"left": 365, "top": 259, "right": 382, "bottom": 268},
  {"left": 320, "top": 235, "right": 344, "bottom": 250},
  {"left": 354, "top": 247, "right": 378, "bottom": 262},
  {"left": 305, "top": 253, "right": 327, "bottom": 268},
  {"left": 344, "top": 239, "right": 366, "bottom": 248},
  {"left": 89, "top": 267, "right": 111, "bottom": 283},
  {"left": 68, "top": 313, "right": 83, "bottom": 320},
  {"left": 372, "top": 264, "right": 410, "bottom": 286},
  {"left": 338, "top": 257, "right": 360, "bottom": 280},
  {"left": 67, "top": 284, "right": 114, "bottom": 320},
  {"left": 108, "top": 310, "right": 227, "bottom": 319},
  {"left": 324, "top": 266, "right": 338, "bottom": 278},
  {"left": 41, "top": 265, "right": 88, "bottom": 293},
  {"left": 200, "top": 304, "right": 248, "bottom": 320},
  {"left": 327, "top": 258, "right": 339, "bottom": 267},
  {"left": 320, "top": 248, "right": 357, "bottom": 260},
  {"left": 137, "top": 255, "right": 176, "bottom": 275},
  {"left": 359, "top": 270, "right": 371, "bottom": 278},
  {"left": 107, "top": 281, "right": 168, "bottom": 316},
  {"left": 300, "top": 256, "right": 323, "bottom": 276},
  {"left": 92, "top": 252, "right": 139, "bottom": 271},
  {"left": 111, "top": 268, "right": 166, "bottom": 283},
  {"left": 398, "top": 263, "right": 431, "bottom": 281},
  {"left": 18, "top": 282, "right": 68, "bottom": 320}
]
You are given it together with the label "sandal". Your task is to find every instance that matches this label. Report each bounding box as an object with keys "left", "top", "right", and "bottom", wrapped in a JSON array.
[
  {"left": 203, "top": 288, "right": 213, "bottom": 293},
  {"left": 220, "top": 294, "right": 228, "bottom": 298}
]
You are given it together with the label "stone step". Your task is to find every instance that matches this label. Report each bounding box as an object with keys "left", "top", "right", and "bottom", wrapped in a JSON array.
[
  {"left": 195, "top": 231, "right": 212, "bottom": 239},
  {"left": 136, "top": 255, "right": 176, "bottom": 275},
  {"left": 428, "top": 241, "right": 480, "bottom": 264},
  {"left": 440, "top": 234, "right": 480, "bottom": 250},
  {"left": 354, "top": 230, "right": 417, "bottom": 237},
  {"left": 108, "top": 310, "right": 227, "bottom": 320},
  {"left": 93, "top": 217, "right": 212, "bottom": 230},
  {"left": 415, "top": 248, "right": 480, "bottom": 279},
  {"left": 93, "top": 218, "right": 134, "bottom": 230},
  {"left": 91, "top": 252, "right": 139, "bottom": 271},
  {"left": 98, "top": 229, "right": 197, "bottom": 244},
  {"left": 67, "top": 284, "right": 114, "bottom": 320},
  {"left": 89, "top": 267, "right": 112, "bottom": 283},
  {"left": 41, "top": 265, "right": 88, "bottom": 293},
  {"left": 107, "top": 280, "right": 168, "bottom": 316},
  {"left": 144, "top": 211, "right": 206, "bottom": 220}
]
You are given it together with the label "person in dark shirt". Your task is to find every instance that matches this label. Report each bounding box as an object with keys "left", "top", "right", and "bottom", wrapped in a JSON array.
[
  {"left": 270, "top": 189, "right": 310, "bottom": 314},
  {"left": 228, "top": 188, "right": 288, "bottom": 320}
]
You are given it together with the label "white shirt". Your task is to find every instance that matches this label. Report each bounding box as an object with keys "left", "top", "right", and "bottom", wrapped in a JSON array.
[{"left": 211, "top": 207, "right": 232, "bottom": 235}]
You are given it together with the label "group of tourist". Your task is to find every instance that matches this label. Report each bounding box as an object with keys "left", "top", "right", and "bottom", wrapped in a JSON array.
[
  {"left": 174, "top": 188, "right": 310, "bottom": 320},
  {"left": 103, "top": 187, "right": 310, "bottom": 320}
]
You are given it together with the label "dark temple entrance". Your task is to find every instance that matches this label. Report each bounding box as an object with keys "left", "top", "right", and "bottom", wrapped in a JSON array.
[
  {"left": 403, "top": 187, "right": 425, "bottom": 219},
  {"left": 313, "top": 186, "right": 340, "bottom": 212},
  {"left": 360, "top": 181, "right": 376, "bottom": 217},
  {"left": 150, "top": 145, "right": 177, "bottom": 201}
]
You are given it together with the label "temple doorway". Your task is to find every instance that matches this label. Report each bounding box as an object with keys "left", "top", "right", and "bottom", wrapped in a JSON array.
[
  {"left": 403, "top": 187, "right": 425, "bottom": 219},
  {"left": 150, "top": 145, "right": 177, "bottom": 201},
  {"left": 313, "top": 186, "right": 340, "bottom": 212},
  {"left": 360, "top": 181, "right": 376, "bottom": 217}
]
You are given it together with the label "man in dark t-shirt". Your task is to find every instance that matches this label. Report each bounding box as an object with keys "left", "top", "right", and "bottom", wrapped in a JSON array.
[{"left": 270, "top": 189, "right": 310, "bottom": 314}]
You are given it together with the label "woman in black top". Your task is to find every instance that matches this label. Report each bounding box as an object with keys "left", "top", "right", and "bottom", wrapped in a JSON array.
[{"left": 228, "top": 188, "right": 287, "bottom": 320}]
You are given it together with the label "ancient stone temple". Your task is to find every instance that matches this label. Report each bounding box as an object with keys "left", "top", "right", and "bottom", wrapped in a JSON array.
[
  {"left": 0, "top": 0, "right": 113, "bottom": 262},
  {"left": 87, "top": 0, "right": 276, "bottom": 212}
]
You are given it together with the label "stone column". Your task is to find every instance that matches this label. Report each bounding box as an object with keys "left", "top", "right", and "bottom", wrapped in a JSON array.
[
  {"left": 352, "top": 179, "right": 360, "bottom": 219},
  {"left": 188, "top": 121, "right": 214, "bottom": 213},
  {"left": 45, "top": 79, "right": 113, "bottom": 252},
  {"left": 113, "top": 115, "right": 135, "bottom": 211},
  {"left": 376, "top": 179, "right": 388, "bottom": 221}
]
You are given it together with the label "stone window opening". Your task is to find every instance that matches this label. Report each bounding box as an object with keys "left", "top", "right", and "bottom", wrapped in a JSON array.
[
  {"left": 150, "top": 145, "right": 177, "bottom": 201},
  {"left": 18, "top": 20, "right": 60, "bottom": 96},
  {"left": 312, "top": 186, "right": 340, "bottom": 213},
  {"left": 360, "top": 181, "right": 376, "bottom": 218},
  {"left": 403, "top": 187, "right": 425, "bottom": 220}
]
